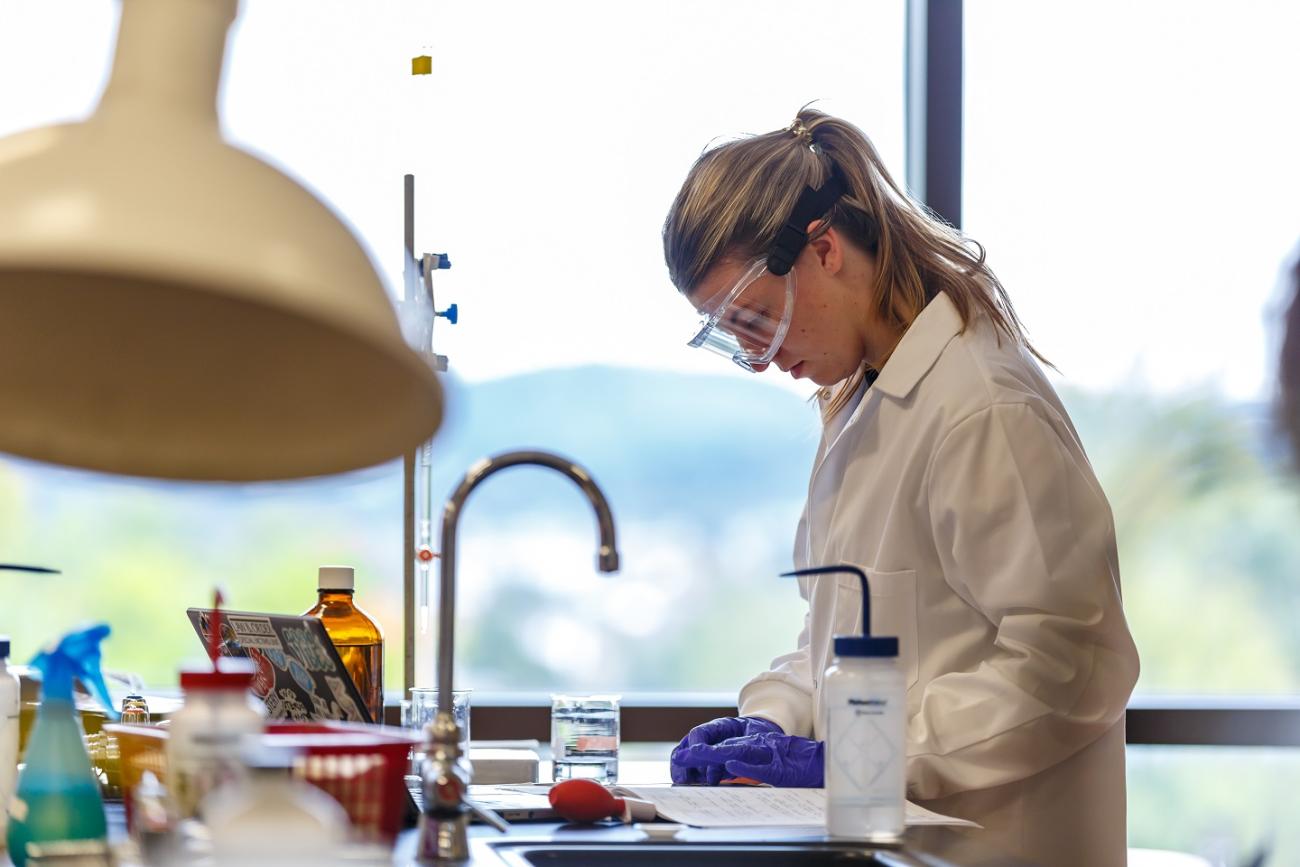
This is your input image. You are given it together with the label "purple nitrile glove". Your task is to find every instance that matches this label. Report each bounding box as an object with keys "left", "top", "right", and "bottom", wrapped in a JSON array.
[
  {"left": 670, "top": 717, "right": 784, "bottom": 784},
  {"left": 680, "top": 732, "right": 824, "bottom": 788}
]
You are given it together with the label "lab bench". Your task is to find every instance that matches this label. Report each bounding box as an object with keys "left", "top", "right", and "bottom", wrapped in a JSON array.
[
  {"left": 1, "top": 750, "right": 1038, "bottom": 866},
  {"left": 0, "top": 810, "right": 1035, "bottom": 867},
  {"left": 393, "top": 821, "right": 1041, "bottom": 866},
  {"left": 404, "top": 749, "right": 1040, "bottom": 866}
]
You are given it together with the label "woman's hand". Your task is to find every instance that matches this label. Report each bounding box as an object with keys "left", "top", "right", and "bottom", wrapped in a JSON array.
[
  {"left": 674, "top": 732, "right": 824, "bottom": 788},
  {"left": 669, "top": 716, "right": 783, "bottom": 784}
]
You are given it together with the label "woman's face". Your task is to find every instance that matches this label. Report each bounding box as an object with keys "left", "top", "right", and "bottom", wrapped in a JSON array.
[{"left": 691, "top": 241, "right": 874, "bottom": 387}]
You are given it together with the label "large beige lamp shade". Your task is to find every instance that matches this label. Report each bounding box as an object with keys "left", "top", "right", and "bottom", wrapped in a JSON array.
[{"left": 0, "top": 0, "right": 442, "bottom": 481}]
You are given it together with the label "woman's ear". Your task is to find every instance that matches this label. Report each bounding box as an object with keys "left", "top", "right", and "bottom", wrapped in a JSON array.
[{"left": 804, "top": 221, "right": 844, "bottom": 275}]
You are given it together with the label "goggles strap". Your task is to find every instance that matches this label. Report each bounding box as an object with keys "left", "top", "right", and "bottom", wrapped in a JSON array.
[{"left": 766, "top": 165, "right": 848, "bottom": 277}]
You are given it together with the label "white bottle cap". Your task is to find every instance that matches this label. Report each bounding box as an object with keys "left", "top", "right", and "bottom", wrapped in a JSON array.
[{"left": 317, "top": 565, "right": 355, "bottom": 591}]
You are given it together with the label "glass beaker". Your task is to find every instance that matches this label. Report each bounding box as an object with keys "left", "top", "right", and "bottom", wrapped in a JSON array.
[
  {"left": 550, "top": 694, "right": 620, "bottom": 784},
  {"left": 405, "top": 688, "right": 471, "bottom": 775}
]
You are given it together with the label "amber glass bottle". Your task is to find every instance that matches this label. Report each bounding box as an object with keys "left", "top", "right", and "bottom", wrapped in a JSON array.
[{"left": 303, "top": 566, "right": 384, "bottom": 724}]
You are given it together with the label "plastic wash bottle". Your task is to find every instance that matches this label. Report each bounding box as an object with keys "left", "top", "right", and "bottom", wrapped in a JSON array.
[
  {"left": 787, "top": 564, "right": 906, "bottom": 841},
  {"left": 166, "top": 659, "right": 264, "bottom": 819},
  {"left": 5, "top": 624, "right": 119, "bottom": 867}
]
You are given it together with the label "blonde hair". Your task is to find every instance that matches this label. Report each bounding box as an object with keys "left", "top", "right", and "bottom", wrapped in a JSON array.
[{"left": 663, "top": 108, "right": 1043, "bottom": 421}]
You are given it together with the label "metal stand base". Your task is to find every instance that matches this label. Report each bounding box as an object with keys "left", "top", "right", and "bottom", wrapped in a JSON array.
[{"left": 416, "top": 812, "right": 470, "bottom": 863}]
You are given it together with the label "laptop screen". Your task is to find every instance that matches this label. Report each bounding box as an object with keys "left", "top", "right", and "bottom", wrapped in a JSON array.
[{"left": 186, "top": 608, "right": 372, "bottom": 724}]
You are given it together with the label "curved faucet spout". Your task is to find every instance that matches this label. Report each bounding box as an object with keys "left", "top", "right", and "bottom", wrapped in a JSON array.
[
  {"left": 436, "top": 450, "right": 620, "bottom": 709},
  {"left": 420, "top": 449, "right": 619, "bottom": 863}
]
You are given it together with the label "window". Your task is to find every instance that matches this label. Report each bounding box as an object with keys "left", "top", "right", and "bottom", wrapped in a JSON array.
[
  {"left": 965, "top": 0, "right": 1300, "bottom": 696},
  {"left": 965, "top": 3, "right": 1300, "bottom": 859},
  {"left": 0, "top": 1, "right": 905, "bottom": 697},
  {"left": 1128, "top": 745, "right": 1298, "bottom": 864}
]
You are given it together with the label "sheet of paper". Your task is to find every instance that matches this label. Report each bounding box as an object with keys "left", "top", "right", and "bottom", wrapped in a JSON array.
[
  {"left": 618, "top": 785, "right": 823, "bottom": 827},
  {"left": 904, "top": 801, "right": 981, "bottom": 828},
  {"left": 615, "top": 785, "right": 980, "bottom": 830}
]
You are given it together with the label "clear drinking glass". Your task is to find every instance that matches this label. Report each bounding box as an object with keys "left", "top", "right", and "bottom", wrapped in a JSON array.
[
  {"left": 405, "top": 688, "right": 472, "bottom": 775},
  {"left": 550, "top": 693, "right": 620, "bottom": 784}
]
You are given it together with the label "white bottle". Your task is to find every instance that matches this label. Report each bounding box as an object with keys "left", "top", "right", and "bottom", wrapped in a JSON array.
[
  {"left": 202, "top": 746, "right": 349, "bottom": 866},
  {"left": 165, "top": 661, "right": 265, "bottom": 819},
  {"left": 823, "top": 618, "right": 906, "bottom": 839},
  {"left": 0, "top": 637, "right": 20, "bottom": 849}
]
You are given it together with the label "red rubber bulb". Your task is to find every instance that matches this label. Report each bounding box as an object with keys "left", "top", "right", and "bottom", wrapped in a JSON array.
[{"left": 548, "top": 778, "right": 627, "bottom": 823}]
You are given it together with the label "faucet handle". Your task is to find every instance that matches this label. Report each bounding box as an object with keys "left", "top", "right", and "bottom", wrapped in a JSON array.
[{"left": 421, "top": 748, "right": 470, "bottom": 812}]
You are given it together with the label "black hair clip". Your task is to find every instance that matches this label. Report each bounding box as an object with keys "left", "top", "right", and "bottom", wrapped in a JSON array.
[{"left": 766, "top": 166, "right": 848, "bottom": 277}]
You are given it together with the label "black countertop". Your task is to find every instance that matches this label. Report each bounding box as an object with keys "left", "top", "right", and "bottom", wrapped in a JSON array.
[
  {"left": 0, "top": 807, "right": 1037, "bottom": 866},
  {"left": 391, "top": 820, "right": 1041, "bottom": 866}
]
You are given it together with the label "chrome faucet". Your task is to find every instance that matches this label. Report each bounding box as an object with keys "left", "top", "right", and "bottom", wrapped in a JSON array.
[{"left": 416, "top": 449, "right": 620, "bottom": 863}]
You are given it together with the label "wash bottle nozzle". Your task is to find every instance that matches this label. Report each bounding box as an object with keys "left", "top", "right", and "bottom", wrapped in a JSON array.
[{"left": 781, "top": 565, "right": 898, "bottom": 658}]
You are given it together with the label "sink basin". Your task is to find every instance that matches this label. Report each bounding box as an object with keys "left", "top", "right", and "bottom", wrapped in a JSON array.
[{"left": 490, "top": 843, "right": 901, "bottom": 866}]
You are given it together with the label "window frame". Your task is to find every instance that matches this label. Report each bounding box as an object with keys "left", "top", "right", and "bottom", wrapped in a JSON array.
[
  {"left": 393, "top": 0, "right": 1298, "bottom": 749},
  {"left": 382, "top": 696, "right": 1300, "bottom": 746}
]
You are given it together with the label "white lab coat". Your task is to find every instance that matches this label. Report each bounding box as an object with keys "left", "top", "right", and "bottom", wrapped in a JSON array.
[{"left": 738, "top": 291, "right": 1140, "bottom": 867}]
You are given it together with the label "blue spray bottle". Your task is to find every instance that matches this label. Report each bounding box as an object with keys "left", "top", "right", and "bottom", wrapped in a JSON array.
[{"left": 5, "top": 624, "right": 119, "bottom": 866}]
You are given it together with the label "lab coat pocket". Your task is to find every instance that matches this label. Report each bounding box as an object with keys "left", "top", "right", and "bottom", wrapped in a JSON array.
[{"left": 837, "top": 567, "right": 919, "bottom": 689}]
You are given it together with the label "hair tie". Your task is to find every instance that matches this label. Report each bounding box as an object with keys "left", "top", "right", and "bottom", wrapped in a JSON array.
[{"left": 786, "top": 118, "right": 814, "bottom": 147}]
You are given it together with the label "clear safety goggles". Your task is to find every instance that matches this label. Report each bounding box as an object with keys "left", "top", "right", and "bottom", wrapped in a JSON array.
[{"left": 687, "top": 259, "right": 795, "bottom": 372}]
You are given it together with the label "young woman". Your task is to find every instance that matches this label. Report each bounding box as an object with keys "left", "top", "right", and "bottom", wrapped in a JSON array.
[{"left": 665, "top": 110, "right": 1140, "bottom": 867}]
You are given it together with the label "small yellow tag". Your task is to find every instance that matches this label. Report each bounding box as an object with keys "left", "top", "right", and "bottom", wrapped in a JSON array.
[{"left": 412, "top": 55, "right": 432, "bottom": 76}]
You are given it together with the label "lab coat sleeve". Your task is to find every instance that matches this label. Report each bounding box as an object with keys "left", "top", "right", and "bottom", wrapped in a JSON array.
[
  {"left": 736, "top": 511, "right": 817, "bottom": 738},
  {"left": 909, "top": 401, "right": 1139, "bottom": 800}
]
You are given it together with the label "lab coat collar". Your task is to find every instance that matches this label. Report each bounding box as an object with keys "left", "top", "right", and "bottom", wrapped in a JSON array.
[{"left": 870, "top": 290, "right": 964, "bottom": 401}]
